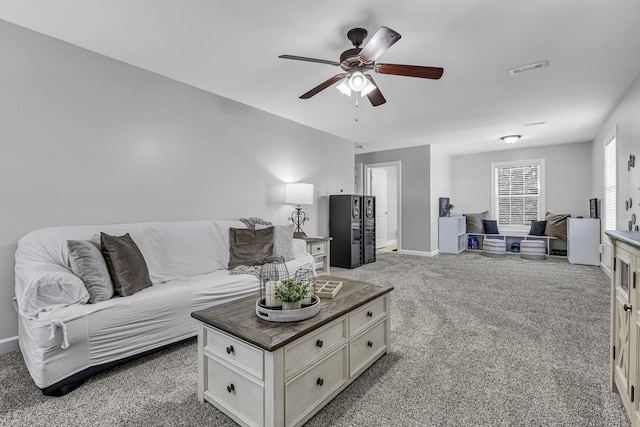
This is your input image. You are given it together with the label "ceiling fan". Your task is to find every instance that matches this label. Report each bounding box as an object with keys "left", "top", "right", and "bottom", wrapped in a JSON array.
[{"left": 279, "top": 26, "right": 444, "bottom": 107}]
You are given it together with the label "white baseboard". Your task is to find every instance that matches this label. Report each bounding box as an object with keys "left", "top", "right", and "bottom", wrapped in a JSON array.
[
  {"left": 0, "top": 336, "right": 19, "bottom": 354},
  {"left": 601, "top": 263, "right": 612, "bottom": 278},
  {"left": 397, "top": 249, "right": 438, "bottom": 257}
]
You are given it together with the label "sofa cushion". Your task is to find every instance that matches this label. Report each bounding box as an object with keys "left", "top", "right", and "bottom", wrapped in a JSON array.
[
  {"left": 101, "top": 233, "right": 153, "bottom": 297},
  {"left": 529, "top": 220, "right": 547, "bottom": 236},
  {"left": 228, "top": 227, "right": 274, "bottom": 268},
  {"left": 483, "top": 219, "right": 500, "bottom": 234},
  {"left": 255, "top": 224, "right": 295, "bottom": 261},
  {"left": 68, "top": 234, "right": 114, "bottom": 303},
  {"left": 464, "top": 211, "right": 489, "bottom": 233},
  {"left": 545, "top": 213, "right": 571, "bottom": 240}
]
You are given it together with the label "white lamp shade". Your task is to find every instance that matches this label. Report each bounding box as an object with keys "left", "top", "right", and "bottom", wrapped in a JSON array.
[{"left": 285, "top": 183, "right": 314, "bottom": 205}]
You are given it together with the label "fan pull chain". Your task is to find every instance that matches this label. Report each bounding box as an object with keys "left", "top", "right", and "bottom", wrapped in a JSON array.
[{"left": 355, "top": 92, "right": 359, "bottom": 122}]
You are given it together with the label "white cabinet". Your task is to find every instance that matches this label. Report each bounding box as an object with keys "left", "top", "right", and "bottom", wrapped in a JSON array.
[
  {"left": 568, "top": 218, "right": 600, "bottom": 265},
  {"left": 608, "top": 232, "right": 640, "bottom": 426},
  {"left": 196, "top": 289, "right": 391, "bottom": 427},
  {"left": 439, "top": 216, "right": 467, "bottom": 254}
]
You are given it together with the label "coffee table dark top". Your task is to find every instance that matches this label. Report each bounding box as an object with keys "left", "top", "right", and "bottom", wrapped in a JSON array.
[{"left": 191, "top": 276, "right": 393, "bottom": 352}]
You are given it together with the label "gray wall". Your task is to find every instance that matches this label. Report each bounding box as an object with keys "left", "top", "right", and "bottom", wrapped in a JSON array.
[
  {"left": 430, "top": 146, "right": 452, "bottom": 253},
  {"left": 590, "top": 71, "right": 640, "bottom": 272},
  {"left": 451, "top": 142, "right": 593, "bottom": 218},
  {"left": 356, "top": 145, "right": 431, "bottom": 254},
  {"left": 0, "top": 21, "right": 354, "bottom": 344}
]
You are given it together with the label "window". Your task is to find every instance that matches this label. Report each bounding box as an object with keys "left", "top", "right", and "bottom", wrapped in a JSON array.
[
  {"left": 604, "top": 129, "right": 617, "bottom": 232},
  {"left": 491, "top": 159, "right": 545, "bottom": 229}
]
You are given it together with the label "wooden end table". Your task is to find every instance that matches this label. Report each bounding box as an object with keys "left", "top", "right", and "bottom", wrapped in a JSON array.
[{"left": 191, "top": 276, "right": 393, "bottom": 427}]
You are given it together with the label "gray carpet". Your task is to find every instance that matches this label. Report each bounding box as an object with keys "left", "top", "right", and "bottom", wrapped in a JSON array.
[{"left": 0, "top": 252, "right": 631, "bottom": 426}]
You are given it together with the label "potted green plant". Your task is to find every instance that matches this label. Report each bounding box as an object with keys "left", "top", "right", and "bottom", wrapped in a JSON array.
[
  {"left": 444, "top": 203, "right": 455, "bottom": 216},
  {"left": 274, "top": 278, "right": 310, "bottom": 310}
]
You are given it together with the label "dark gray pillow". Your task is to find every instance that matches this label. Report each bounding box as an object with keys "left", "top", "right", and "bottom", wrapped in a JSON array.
[
  {"left": 529, "top": 220, "right": 547, "bottom": 236},
  {"left": 101, "top": 232, "right": 152, "bottom": 297},
  {"left": 545, "top": 213, "right": 571, "bottom": 240},
  {"left": 483, "top": 219, "right": 500, "bottom": 234},
  {"left": 463, "top": 211, "right": 489, "bottom": 233},
  {"left": 68, "top": 234, "right": 115, "bottom": 304},
  {"left": 228, "top": 227, "right": 274, "bottom": 269}
]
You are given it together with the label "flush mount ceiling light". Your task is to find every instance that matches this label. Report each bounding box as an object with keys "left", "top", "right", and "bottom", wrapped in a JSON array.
[{"left": 501, "top": 135, "right": 521, "bottom": 144}]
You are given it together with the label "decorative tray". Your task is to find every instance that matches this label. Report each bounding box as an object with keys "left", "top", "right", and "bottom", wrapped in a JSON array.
[{"left": 315, "top": 280, "right": 343, "bottom": 299}]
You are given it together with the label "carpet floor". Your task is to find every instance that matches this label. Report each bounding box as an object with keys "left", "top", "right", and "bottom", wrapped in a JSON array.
[{"left": 0, "top": 251, "right": 631, "bottom": 426}]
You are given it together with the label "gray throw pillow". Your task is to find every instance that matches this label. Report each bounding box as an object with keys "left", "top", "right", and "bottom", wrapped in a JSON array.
[
  {"left": 228, "top": 227, "right": 274, "bottom": 269},
  {"left": 68, "top": 234, "right": 115, "bottom": 304},
  {"left": 239, "top": 217, "right": 273, "bottom": 229},
  {"left": 101, "top": 232, "right": 152, "bottom": 297},
  {"left": 463, "top": 211, "right": 489, "bottom": 233},
  {"left": 545, "top": 213, "right": 571, "bottom": 241},
  {"left": 255, "top": 224, "right": 295, "bottom": 261},
  {"left": 529, "top": 220, "right": 547, "bottom": 236}
]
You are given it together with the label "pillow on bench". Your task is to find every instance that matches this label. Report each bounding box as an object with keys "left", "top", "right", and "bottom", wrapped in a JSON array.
[
  {"left": 545, "top": 213, "right": 571, "bottom": 240},
  {"left": 464, "top": 211, "right": 489, "bottom": 233},
  {"left": 529, "top": 220, "right": 547, "bottom": 236},
  {"left": 483, "top": 219, "right": 500, "bottom": 234}
]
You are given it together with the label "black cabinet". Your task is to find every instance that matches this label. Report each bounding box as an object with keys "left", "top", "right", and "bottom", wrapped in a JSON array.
[{"left": 329, "top": 195, "right": 375, "bottom": 268}]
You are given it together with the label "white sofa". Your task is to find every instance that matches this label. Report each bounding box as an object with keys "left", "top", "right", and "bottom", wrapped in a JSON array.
[{"left": 13, "top": 219, "right": 314, "bottom": 395}]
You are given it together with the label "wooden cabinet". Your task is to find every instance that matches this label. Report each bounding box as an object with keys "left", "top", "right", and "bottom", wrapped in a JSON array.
[
  {"left": 305, "top": 237, "right": 332, "bottom": 274},
  {"left": 194, "top": 280, "right": 392, "bottom": 427},
  {"left": 608, "top": 231, "right": 640, "bottom": 426},
  {"left": 439, "top": 216, "right": 467, "bottom": 254}
]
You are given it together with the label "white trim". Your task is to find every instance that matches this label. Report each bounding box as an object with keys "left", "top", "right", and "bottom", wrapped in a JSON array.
[
  {"left": 601, "top": 263, "right": 612, "bottom": 278},
  {"left": 398, "top": 249, "right": 438, "bottom": 257},
  {"left": 0, "top": 336, "right": 19, "bottom": 354},
  {"left": 490, "top": 158, "right": 546, "bottom": 224},
  {"left": 364, "top": 161, "right": 402, "bottom": 252}
]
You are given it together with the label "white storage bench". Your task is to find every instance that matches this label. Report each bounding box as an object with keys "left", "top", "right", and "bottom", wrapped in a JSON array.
[{"left": 467, "top": 232, "right": 557, "bottom": 256}]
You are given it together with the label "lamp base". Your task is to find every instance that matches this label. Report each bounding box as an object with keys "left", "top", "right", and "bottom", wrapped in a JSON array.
[{"left": 293, "top": 231, "right": 307, "bottom": 239}]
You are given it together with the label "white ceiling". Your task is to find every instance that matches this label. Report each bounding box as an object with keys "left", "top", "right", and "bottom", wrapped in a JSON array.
[{"left": 2, "top": 0, "right": 640, "bottom": 155}]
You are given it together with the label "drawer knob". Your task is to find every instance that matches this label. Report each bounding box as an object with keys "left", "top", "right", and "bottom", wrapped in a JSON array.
[
  {"left": 227, "top": 384, "right": 235, "bottom": 393},
  {"left": 316, "top": 378, "right": 324, "bottom": 386},
  {"left": 226, "top": 345, "right": 234, "bottom": 354},
  {"left": 367, "top": 311, "right": 373, "bottom": 318},
  {"left": 316, "top": 339, "right": 324, "bottom": 348},
  {"left": 367, "top": 340, "right": 373, "bottom": 348}
]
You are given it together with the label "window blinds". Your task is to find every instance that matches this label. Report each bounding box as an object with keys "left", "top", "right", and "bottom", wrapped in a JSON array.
[
  {"left": 605, "top": 136, "right": 617, "bottom": 231},
  {"left": 496, "top": 163, "right": 540, "bottom": 226}
]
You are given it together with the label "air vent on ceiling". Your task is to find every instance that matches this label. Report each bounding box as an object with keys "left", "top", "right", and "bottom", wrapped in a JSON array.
[{"left": 509, "top": 61, "right": 549, "bottom": 76}]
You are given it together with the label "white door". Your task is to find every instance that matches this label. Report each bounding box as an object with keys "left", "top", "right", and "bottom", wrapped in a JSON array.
[{"left": 371, "top": 168, "right": 388, "bottom": 249}]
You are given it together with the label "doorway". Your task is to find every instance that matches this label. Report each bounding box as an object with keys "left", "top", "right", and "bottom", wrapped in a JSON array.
[{"left": 364, "top": 162, "right": 401, "bottom": 251}]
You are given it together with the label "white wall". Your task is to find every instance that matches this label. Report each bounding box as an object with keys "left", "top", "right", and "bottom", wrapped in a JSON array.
[
  {"left": 451, "top": 142, "right": 593, "bottom": 218},
  {"left": 0, "top": 21, "right": 354, "bottom": 343},
  {"left": 590, "top": 72, "right": 640, "bottom": 273},
  {"left": 430, "top": 146, "right": 452, "bottom": 253},
  {"left": 383, "top": 166, "right": 398, "bottom": 243},
  {"left": 356, "top": 145, "right": 432, "bottom": 254}
]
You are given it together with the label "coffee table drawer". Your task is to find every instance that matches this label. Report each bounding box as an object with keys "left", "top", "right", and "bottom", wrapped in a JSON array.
[
  {"left": 284, "top": 318, "right": 347, "bottom": 377},
  {"left": 204, "top": 326, "right": 263, "bottom": 379},
  {"left": 285, "top": 345, "right": 348, "bottom": 425},
  {"left": 205, "top": 359, "right": 264, "bottom": 426},
  {"left": 349, "top": 295, "right": 387, "bottom": 334},
  {"left": 349, "top": 319, "right": 387, "bottom": 376}
]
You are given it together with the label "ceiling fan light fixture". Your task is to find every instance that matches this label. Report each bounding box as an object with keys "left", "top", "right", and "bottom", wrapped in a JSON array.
[
  {"left": 348, "top": 71, "right": 367, "bottom": 91},
  {"left": 336, "top": 78, "right": 352, "bottom": 96},
  {"left": 501, "top": 135, "right": 521, "bottom": 144}
]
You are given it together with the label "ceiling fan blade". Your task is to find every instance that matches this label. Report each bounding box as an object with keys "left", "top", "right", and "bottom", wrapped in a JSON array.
[
  {"left": 299, "top": 74, "right": 347, "bottom": 99},
  {"left": 278, "top": 55, "right": 340, "bottom": 66},
  {"left": 365, "top": 75, "right": 386, "bottom": 106},
  {"left": 375, "top": 63, "right": 444, "bottom": 79},
  {"left": 358, "top": 26, "right": 401, "bottom": 63}
]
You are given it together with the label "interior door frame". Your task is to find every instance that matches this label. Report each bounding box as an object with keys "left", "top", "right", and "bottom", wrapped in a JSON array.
[{"left": 364, "top": 161, "right": 401, "bottom": 251}]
